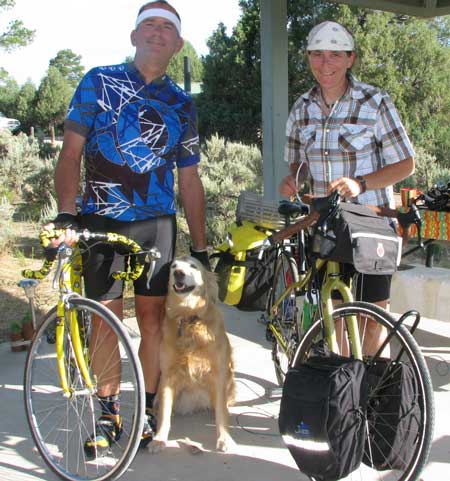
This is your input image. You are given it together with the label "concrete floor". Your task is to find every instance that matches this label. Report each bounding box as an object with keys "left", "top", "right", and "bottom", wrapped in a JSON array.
[{"left": 0, "top": 304, "right": 448, "bottom": 481}]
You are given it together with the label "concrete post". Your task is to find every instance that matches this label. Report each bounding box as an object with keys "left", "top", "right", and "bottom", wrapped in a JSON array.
[{"left": 260, "top": 0, "right": 289, "bottom": 201}]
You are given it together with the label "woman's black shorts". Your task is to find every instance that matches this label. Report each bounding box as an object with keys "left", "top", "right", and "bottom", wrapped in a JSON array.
[
  {"left": 80, "top": 214, "right": 176, "bottom": 301},
  {"left": 331, "top": 263, "right": 392, "bottom": 303}
]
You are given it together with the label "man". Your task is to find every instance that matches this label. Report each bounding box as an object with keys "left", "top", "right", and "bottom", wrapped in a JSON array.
[
  {"left": 279, "top": 21, "right": 415, "bottom": 353},
  {"left": 52, "top": 0, "right": 209, "bottom": 458}
]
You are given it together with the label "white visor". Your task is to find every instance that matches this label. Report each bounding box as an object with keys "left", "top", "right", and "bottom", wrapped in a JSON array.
[
  {"left": 135, "top": 8, "right": 181, "bottom": 35},
  {"left": 307, "top": 21, "right": 354, "bottom": 51}
]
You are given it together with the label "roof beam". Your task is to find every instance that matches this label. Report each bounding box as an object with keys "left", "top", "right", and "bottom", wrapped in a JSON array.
[{"left": 330, "top": 0, "right": 450, "bottom": 17}]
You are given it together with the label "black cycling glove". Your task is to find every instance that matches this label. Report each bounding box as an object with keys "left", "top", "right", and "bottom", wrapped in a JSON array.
[
  {"left": 51, "top": 212, "right": 80, "bottom": 230},
  {"left": 190, "top": 248, "right": 211, "bottom": 271}
]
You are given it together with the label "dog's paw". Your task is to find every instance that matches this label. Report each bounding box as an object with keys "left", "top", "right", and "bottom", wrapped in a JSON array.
[
  {"left": 147, "top": 438, "right": 167, "bottom": 454},
  {"left": 216, "top": 433, "right": 235, "bottom": 453}
]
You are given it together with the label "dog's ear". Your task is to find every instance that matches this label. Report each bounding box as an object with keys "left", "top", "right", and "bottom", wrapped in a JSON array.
[{"left": 205, "top": 270, "right": 219, "bottom": 303}]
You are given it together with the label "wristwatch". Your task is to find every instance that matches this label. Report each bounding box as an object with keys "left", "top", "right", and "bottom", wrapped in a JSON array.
[{"left": 356, "top": 176, "right": 367, "bottom": 194}]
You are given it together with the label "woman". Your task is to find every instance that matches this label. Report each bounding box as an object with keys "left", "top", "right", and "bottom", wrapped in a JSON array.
[{"left": 279, "top": 21, "right": 415, "bottom": 352}]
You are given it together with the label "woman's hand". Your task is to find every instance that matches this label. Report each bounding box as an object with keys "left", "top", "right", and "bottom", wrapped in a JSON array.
[
  {"left": 278, "top": 174, "right": 299, "bottom": 197},
  {"left": 328, "top": 177, "right": 363, "bottom": 199}
]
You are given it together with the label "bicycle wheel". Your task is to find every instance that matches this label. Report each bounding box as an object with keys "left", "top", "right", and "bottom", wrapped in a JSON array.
[
  {"left": 293, "top": 301, "right": 434, "bottom": 481},
  {"left": 268, "top": 249, "right": 299, "bottom": 385},
  {"left": 24, "top": 298, "right": 145, "bottom": 481}
]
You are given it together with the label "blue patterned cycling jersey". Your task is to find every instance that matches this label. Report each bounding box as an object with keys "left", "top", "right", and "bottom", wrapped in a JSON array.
[{"left": 64, "top": 62, "right": 200, "bottom": 221}]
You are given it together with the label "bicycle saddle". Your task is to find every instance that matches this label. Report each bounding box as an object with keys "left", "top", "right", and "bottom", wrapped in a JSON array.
[{"left": 278, "top": 200, "right": 310, "bottom": 218}]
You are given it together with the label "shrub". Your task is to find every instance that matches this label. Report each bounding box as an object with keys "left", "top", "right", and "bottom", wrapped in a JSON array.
[
  {"left": 0, "top": 197, "right": 15, "bottom": 253},
  {"left": 0, "top": 130, "right": 43, "bottom": 199},
  {"left": 398, "top": 146, "right": 450, "bottom": 191},
  {"left": 176, "top": 135, "right": 263, "bottom": 250},
  {"left": 19, "top": 160, "right": 57, "bottom": 221}
]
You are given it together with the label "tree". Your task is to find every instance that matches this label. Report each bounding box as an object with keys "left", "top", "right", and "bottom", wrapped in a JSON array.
[
  {"left": 198, "top": 0, "right": 262, "bottom": 144},
  {"left": 15, "top": 80, "right": 36, "bottom": 133},
  {"left": 34, "top": 67, "right": 74, "bottom": 133},
  {"left": 49, "top": 49, "right": 85, "bottom": 87},
  {"left": 0, "top": 0, "right": 34, "bottom": 52},
  {"left": 166, "top": 40, "right": 203, "bottom": 84},
  {"left": 0, "top": 68, "right": 19, "bottom": 117}
]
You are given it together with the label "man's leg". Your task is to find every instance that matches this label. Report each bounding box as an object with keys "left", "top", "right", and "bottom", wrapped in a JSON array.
[
  {"left": 84, "top": 298, "right": 124, "bottom": 459},
  {"left": 134, "top": 295, "right": 165, "bottom": 394},
  {"left": 90, "top": 298, "right": 124, "bottom": 397},
  {"left": 135, "top": 294, "right": 165, "bottom": 447}
]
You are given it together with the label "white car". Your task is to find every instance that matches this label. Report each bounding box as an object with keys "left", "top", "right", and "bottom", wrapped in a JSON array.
[{"left": 0, "top": 112, "right": 20, "bottom": 132}]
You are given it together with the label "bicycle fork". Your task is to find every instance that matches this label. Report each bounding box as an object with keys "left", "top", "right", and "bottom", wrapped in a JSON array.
[
  {"left": 55, "top": 298, "right": 95, "bottom": 397},
  {"left": 321, "top": 264, "right": 363, "bottom": 360}
]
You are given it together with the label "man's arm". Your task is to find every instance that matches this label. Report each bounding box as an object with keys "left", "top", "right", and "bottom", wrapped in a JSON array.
[
  {"left": 178, "top": 164, "right": 207, "bottom": 250},
  {"left": 55, "top": 129, "right": 85, "bottom": 214}
]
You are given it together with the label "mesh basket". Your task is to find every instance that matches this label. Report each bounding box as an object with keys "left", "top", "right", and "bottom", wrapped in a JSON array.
[{"left": 236, "top": 191, "right": 285, "bottom": 230}]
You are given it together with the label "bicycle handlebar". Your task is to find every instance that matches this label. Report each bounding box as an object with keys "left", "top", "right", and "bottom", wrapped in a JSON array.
[
  {"left": 22, "top": 229, "right": 161, "bottom": 287},
  {"left": 263, "top": 191, "right": 423, "bottom": 247}
]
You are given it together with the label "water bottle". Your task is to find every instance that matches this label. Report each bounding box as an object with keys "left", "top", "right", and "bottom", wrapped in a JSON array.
[{"left": 302, "top": 289, "right": 318, "bottom": 332}]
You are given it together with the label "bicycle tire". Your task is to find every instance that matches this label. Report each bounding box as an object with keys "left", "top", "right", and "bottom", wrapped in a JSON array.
[
  {"left": 292, "top": 301, "right": 434, "bottom": 481},
  {"left": 24, "top": 298, "right": 145, "bottom": 481},
  {"left": 268, "top": 249, "right": 300, "bottom": 385}
]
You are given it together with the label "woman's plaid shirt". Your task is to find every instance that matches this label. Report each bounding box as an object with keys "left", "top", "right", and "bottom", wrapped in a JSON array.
[{"left": 285, "top": 76, "right": 415, "bottom": 207}]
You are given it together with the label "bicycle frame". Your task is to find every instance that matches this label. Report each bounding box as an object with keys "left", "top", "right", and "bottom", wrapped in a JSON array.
[{"left": 268, "top": 257, "right": 363, "bottom": 360}]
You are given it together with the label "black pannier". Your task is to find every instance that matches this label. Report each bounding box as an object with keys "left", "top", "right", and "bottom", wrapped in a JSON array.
[
  {"left": 312, "top": 202, "right": 402, "bottom": 275},
  {"left": 364, "top": 359, "right": 421, "bottom": 470},
  {"left": 279, "top": 344, "right": 368, "bottom": 481}
]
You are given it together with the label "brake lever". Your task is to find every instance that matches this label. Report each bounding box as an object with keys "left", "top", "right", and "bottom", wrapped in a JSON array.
[{"left": 145, "top": 247, "right": 161, "bottom": 290}]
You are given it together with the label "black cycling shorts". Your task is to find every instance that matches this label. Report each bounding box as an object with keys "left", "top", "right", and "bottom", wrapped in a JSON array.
[
  {"left": 80, "top": 214, "right": 176, "bottom": 301},
  {"left": 330, "top": 263, "right": 392, "bottom": 303}
]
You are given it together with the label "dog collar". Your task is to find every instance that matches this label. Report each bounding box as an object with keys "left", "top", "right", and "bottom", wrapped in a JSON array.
[{"left": 177, "top": 315, "right": 200, "bottom": 337}]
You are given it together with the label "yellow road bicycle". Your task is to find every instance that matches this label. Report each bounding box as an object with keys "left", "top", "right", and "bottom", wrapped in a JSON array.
[
  {"left": 259, "top": 192, "right": 434, "bottom": 481},
  {"left": 21, "top": 228, "right": 160, "bottom": 481}
]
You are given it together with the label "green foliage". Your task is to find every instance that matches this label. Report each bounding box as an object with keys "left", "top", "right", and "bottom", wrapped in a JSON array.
[
  {"left": 20, "top": 161, "right": 57, "bottom": 221},
  {"left": 34, "top": 66, "right": 74, "bottom": 132},
  {"left": 49, "top": 49, "right": 85, "bottom": 87},
  {"left": 193, "top": 135, "right": 262, "bottom": 247},
  {"left": 0, "top": 0, "right": 35, "bottom": 52},
  {"left": 0, "top": 130, "right": 42, "bottom": 197},
  {"left": 399, "top": 146, "right": 450, "bottom": 190},
  {"left": 167, "top": 40, "right": 203, "bottom": 84},
  {"left": 197, "top": 0, "right": 262, "bottom": 144},
  {"left": 0, "top": 129, "right": 60, "bottom": 223},
  {"left": 0, "top": 196, "right": 15, "bottom": 253},
  {"left": 0, "top": 68, "right": 20, "bottom": 119},
  {"left": 9, "top": 320, "right": 22, "bottom": 334},
  {"left": 15, "top": 80, "right": 36, "bottom": 134}
]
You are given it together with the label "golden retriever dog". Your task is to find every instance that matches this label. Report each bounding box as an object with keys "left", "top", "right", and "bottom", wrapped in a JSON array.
[{"left": 148, "top": 255, "right": 236, "bottom": 454}]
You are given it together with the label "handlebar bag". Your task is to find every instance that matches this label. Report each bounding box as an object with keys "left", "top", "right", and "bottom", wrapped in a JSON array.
[
  {"left": 312, "top": 202, "right": 402, "bottom": 274},
  {"left": 279, "top": 347, "right": 367, "bottom": 481},
  {"left": 363, "top": 359, "right": 421, "bottom": 470}
]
